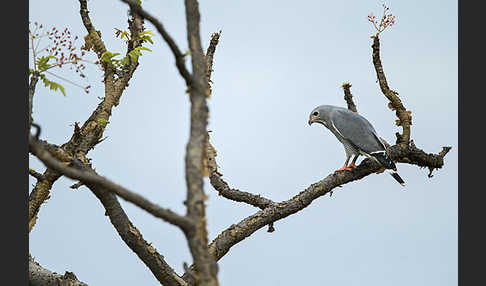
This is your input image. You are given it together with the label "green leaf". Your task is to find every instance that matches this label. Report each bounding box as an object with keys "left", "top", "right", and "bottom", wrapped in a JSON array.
[
  {"left": 100, "top": 51, "right": 121, "bottom": 63},
  {"left": 41, "top": 76, "right": 66, "bottom": 96},
  {"left": 143, "top": 36, "right": 154, "bottom": 44},
  {"left": 139, "top": 46, "right": 152, "bottom": 52},
  {"left": 139, "top": 30, "right": 155, "bottom": 36},
  {"left": 37, "top": 56, "right": 56, "bottom": 72},
  {"left": 120, "top": 56, "right": 130, "bottom": 66},
  {"left": 128, "top": 50, "right": 139, "bottom": 62}
]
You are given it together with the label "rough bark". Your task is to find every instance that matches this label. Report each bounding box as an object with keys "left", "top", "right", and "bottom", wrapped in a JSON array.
[
  {"left": 371, "top": 35, "right": 411, "bottom": 146},
  {"left": 29, "top": 256, "right": 89, "bottom": 286},
  {"left": 342, "top": 82, "right": 358, "bottom": 113},
  {"left": 183, "top": 1, "right": 220, "bottom": 285}
]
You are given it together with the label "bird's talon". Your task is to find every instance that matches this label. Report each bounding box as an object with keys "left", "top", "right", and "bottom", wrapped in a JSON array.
[{"left": 335, "top": 167, "right": 353, "bottom": 172}]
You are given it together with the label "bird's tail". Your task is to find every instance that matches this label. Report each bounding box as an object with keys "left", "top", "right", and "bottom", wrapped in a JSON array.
[{"left": 371, "top": 151, "right": 406, "bottom": 187}]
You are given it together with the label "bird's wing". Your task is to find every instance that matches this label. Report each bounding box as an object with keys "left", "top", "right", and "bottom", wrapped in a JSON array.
[{"left": 330, "top": 109, "right": 386, "bottom": 154}]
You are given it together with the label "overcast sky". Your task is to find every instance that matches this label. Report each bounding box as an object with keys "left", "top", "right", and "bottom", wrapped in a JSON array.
[{"left": 29, "top": 0, "right": 457, "bottom": 285}]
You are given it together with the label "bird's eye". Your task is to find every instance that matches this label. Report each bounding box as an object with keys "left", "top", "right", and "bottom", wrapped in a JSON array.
[{"left": 312, "top": 111, "right": 319, "bottom": 116}]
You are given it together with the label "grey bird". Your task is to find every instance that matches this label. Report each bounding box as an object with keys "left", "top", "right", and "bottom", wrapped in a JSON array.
[{"left": 308, "top": 105, "right": 405, "bottom": 186}]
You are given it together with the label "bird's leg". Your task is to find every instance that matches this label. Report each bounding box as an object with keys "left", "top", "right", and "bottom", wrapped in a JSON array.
[
  {"left": 349, "top": 155, "right": 359, "bottom": 169},
  {"left": 335, "top": 156, "right": 353, "bottom": 172}
]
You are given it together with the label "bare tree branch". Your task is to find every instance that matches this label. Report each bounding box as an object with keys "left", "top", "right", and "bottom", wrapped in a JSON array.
[
  {"left": 29, "top": 255, "right": 89, "bottom": 286},
  {"left": 371, "top": 35, "right": 411, "bottom": 146},
  {"left": 342, "top": 82, "right": 358, "bottom": 113},
  {"left": 182, "top": 0, "right": 220, "bottom": 285},
  {"left": 210, "top": 173, "right": 275, "bottom": 210},
  {"left": 182, "top": 135, "right": 451, "bottom": 284},
  {"left": 28, "top": 169, "right": 62, "bottom": 232},
  {"left": 204, "top": 136, "right": 275, "bottom": 210},
  {"left": 87, "top": 184, "right": 187, "bottom": 286},
  {"left": 29, "top": 72, "right": 40, "bottom": 130},
  {"left": 29, "top": 136, "right": 194, "bottom": 232},
  {"left": 208, "top": 143, "right": 450, "bottom": 260},
  {"left": 79, "top": 0, "right": 108, "bottom": 60},
  {"left": 205, "top": 31, "right": 221, "bottom": 96},
  {"left": 29, "top": 168, "right": 45, "bottom": 181},
  {"left": 120, "top": 0, "right": 193, "bottom": 87},
  {"left": 427, "top": 146, "right": 452, "bottom": 177}
]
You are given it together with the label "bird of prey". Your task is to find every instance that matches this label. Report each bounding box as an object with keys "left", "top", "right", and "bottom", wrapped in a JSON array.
[{"left": 308, "top": 105, "right": 405, "bottom": 186}]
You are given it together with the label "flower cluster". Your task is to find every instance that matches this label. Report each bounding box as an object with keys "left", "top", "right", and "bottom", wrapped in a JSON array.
[
  {"left": 368, "top": 3, "right": 396, "bottom": 34},
  {"left": 46, "top": 27, "right": 87, "bottom": 77},
  {"left": 29, "top": 22, "right": 92, "bottom": 94}
]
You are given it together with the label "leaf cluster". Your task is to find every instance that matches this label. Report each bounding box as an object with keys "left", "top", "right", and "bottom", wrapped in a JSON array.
[{"left": 101, "top": 30, "right": 154, "bottom": 69}]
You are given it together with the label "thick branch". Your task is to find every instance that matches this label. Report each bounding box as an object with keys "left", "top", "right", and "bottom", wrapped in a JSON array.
[
  {"left": 389, "top": 140, "right": 451, "bottom": 170},
  {"left": 183, "top": 0, "right": 220, "bottom": 285},
  {"left": 29, "top": 256, "right": 89, "bottom": 286},
  {"left": 30, "top": 137, "right": 189, "bottom": 285},
  {"left": 28, "top": 169, "right": 62, "bottom": 232},
  {"left": 87, "top": 184, "right": 187, "bottom": 286},
  {"left": 29, "top": 136, "right": 194, "bottom": 232},
  {"left": 371, "top": 35, "right": 411, "bottom": 145},
  {"left": 210, "top": 143, "right": 450, "bottom": 260},
  {"left": 182, "top": 142, "right": 451, "bottom": 284},
  {"left": 121, "top": 0, "right": 192, "bottom": 87}
]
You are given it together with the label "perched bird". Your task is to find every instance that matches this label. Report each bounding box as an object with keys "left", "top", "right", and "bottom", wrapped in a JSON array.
[{"left": 308, "top": 105, "right": 405, "bottom": 186}]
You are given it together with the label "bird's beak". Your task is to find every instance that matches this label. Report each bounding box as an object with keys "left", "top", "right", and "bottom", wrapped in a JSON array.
[{"left": 308, "top": 118, "right": 314, "bottom": 126}]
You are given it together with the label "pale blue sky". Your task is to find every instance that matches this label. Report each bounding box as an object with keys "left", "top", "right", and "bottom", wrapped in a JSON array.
[{"left": 29, "top": 1, "right": 457, "bottom": 285}]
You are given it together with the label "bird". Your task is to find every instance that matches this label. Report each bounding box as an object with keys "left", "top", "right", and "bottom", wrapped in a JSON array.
[{"left": 308, "top": 105, "right": 405, "bottom": 186}]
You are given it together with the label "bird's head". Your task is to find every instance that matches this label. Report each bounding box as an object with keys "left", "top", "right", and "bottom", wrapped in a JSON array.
[{"left": 308, "top": 105, "right": 332, "bottom": 127}]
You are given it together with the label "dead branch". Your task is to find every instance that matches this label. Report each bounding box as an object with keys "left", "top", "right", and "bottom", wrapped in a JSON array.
[
  {"left": 29, "top": 169, "right": 45, "bottom": 181},
  {"left": 29, "top": 72, "right": 40, "bottom": 130},
  {"left": 29, "top": 255, "right": 89, "bottom": 286},
  {"left": 371, "top": 35, "right": 411, "bottom": 146},
  {"left": 182, "top": 0, "right": 220, "bottom": 285},
  {"left": 182, "top": 136, "right": 451, "bottom": 284},
  {"left": 87, "top": 184, "right": 187, "bottom": 286},
  {"left": 205, "top": 31, "right": 221, "bottom": 96},
  {"left": 342, "top": 82, "right": 358, "bottom": 113}
]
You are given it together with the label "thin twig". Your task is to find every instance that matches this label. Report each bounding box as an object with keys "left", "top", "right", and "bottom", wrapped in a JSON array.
[
  {"left": 29, "top": 72, "right": 40, "bottom": 130},
  {"left": 120, "top": 0, "right": 193, "bottom": 87},
  {"left": 342, "top": 82, "right": 358, "bottom": 113},
  {"left": 29, "top": 169, "right": 45, "bottom": 181},
  {"left": 205, "top": 31, "right": 221, "bottom": 96}
]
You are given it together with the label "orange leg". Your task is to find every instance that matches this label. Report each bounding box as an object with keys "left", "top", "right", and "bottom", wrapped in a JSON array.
[
  {"left": 349, "top": 155, "right": 359, "bottom": 169},
  {"left": 335, "top": 157, "right": 353, "bottom": 172}
]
